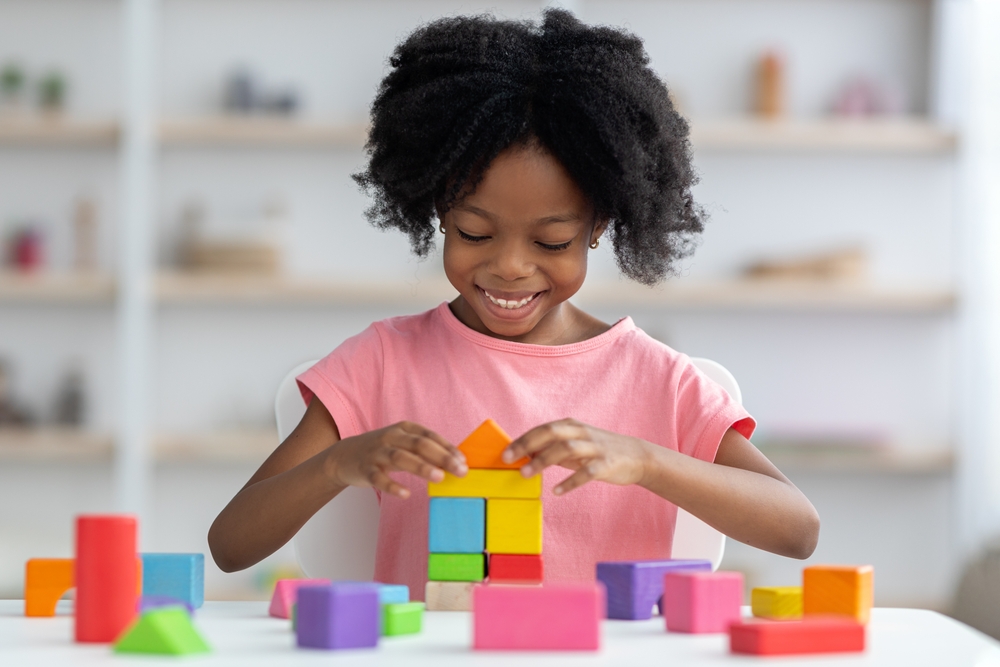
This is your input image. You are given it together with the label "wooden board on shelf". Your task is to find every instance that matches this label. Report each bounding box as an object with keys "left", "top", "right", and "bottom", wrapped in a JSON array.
[
  {"left": 0, "top": 428, "right": 113, "bottom": 462},
  {"left": 0, "top": 117, "right": 119, "bottom": 147},
  {"left": 689, "top": 118, "right": 957, "bottom": 154},
  {"left": 0, "top": 272, "right": 115, "bottom": 304},
  {"left": 760, "top": 445, "right": 954, "bottom": 474},
  {"left": 159, "top": 117, "right": 368, "bottom": 148},
  {"left": 155, "top": 430, "right": 280, "bottom": 464}
]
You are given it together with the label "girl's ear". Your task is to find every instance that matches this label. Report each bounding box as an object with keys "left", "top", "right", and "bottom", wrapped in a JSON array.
[{"left": 590, "top": 219, "right": 610, "bottom": 246}]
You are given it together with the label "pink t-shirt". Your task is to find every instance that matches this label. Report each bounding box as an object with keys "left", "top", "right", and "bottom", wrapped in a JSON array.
[{"left": 298, "top": 302, "right": 754, "bottom": 599}]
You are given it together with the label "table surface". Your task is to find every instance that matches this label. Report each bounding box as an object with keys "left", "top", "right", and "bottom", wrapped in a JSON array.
[{"left": 2, "top": 601, "right": 999, "bottom": 666}]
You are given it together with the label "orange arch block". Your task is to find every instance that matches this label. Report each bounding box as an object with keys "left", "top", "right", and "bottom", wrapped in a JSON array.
[
  {"left": 459, "top": 419, "right": 526, "bottom": 470},
  {"left": 25, "top": 558, "right": 75, "bottom": 617}
]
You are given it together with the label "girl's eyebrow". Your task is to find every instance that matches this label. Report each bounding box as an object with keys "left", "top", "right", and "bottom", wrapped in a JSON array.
[{"left": 455, "top": 203, "right": 581, "bottom": 224}]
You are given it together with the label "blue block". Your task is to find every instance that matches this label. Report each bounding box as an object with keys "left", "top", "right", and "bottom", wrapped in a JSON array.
[
  {"left": 377, "top": 584, "right": 409, "bottom": 605},
  {"left": 428, "top": 498, "right": 485, "bottom": 553},
  {"left": 140, "top": 553, "right": 205, "bottom": 609},
  {"left": 596, "top": 559, "right": 712, "bottom": 620}
]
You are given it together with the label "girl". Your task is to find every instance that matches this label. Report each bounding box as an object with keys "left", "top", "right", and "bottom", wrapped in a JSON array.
[{"left": 209, "top": 10, "right": 819, "bottom": 597}]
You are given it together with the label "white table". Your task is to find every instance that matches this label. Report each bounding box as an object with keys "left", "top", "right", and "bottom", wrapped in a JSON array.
[{"left": 1, "top": 601, "right": 998, "bottom": 666}]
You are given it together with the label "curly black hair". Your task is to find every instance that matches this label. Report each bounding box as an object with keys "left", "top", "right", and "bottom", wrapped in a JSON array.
[{"left": 353, "top": 8, "right": 704, "bottom": 285}]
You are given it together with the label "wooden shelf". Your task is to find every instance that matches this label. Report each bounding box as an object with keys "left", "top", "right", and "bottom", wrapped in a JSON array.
[
  {"left": 0, "top": 117, "right": 119, "bottom": 147},
  {"left": 0, "top": 428, "right": 113, "bottom": 462},
  {"left": 0, "top": 272, "right": 115, "bottom": 304},
  {"left": 159, "top": 117, "right": 368, "bottom": 148},
  {"left": 689, "top": 118, "right": 957, "bottom": 154},
  {"left": 155, "top": 430, "right": 278, "bottom": 464},
  {"left": 760, "top": 446, "right": 954, "bottom": 474}
]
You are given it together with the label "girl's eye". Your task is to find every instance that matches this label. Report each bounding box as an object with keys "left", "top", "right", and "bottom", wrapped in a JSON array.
[
  {"left": 456, "top": 228, "right": 489, "bottom": 243},
  {"left": 538, "top": 240, "right": 572, "bottom": 251}
]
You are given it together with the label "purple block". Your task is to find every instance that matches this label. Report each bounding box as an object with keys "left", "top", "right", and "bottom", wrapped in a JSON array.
[
  {"left": 296, "top": 583, "right": 380, "bottom": 650},
  {"left": 137, "top": 595, "right": 194, "bottom": 615},
  {"left": 596, "top": 559, "right": 712, "bottom": 620}
]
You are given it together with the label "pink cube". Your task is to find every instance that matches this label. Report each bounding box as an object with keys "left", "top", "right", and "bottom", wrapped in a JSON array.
[
  {"left": 473, "top": 583, "right": 604, "bottom": 650},
  {"left": 664, "top": 570, "right": 743, "bottom": 633},
  {"left": 269, "top": 578, "right": 331, "bottom": 619}
]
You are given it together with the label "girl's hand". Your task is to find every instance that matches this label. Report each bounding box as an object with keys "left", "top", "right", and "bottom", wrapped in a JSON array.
[
  {"left": 328, "top": 422, "right": 468, "bottom": 499},
  {"left": 501, "top": 419, "right": 653, "bottom": 495}
]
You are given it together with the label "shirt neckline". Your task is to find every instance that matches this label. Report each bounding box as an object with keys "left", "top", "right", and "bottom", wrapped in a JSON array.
[{"left": 436, "top": 301, "right": 634, "bottom": 357}]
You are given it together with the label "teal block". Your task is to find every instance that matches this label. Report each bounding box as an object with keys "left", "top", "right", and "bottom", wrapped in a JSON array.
[
  {"left": 428, "top": 498, "right": 484, "bottom": 553},
  {"left": 378, "top": 584, "right": 409, "bottom": 605},
  {"left": 141, "top": 553, "right": 205, "bottom": 609}
]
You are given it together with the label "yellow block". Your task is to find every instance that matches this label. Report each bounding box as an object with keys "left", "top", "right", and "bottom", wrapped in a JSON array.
[
  {"left": 803, "top": 565, "right": 874, "bottom": 624},
  {"left": 486, "top": 499, "right": 542, "bottom": 555},
  {"left": 751, "top": 586, "right": 802, "bottom": 619},
  {"left": 428, "top": 469, "right": 541, "bottom": 499}
]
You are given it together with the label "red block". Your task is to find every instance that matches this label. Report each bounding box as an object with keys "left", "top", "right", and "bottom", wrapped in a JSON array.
[
  {"left": 488, "top": 554, "right": 543, "bottom": 583},
  {"left": 75, "top": 515, "right": 138, "bottom": 643},
  {"left": 730, "top": 617, "right": 866, "bottom": 656},
  {"left": 474, "top": 583, "right": 604, "bottom": 650}
]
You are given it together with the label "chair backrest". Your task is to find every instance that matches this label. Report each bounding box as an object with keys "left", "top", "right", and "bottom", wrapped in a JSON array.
[{"left": 276, "top": 356, "right": 740, "bottom": 578}]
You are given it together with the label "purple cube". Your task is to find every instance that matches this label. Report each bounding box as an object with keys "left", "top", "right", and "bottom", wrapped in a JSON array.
[
  {"left": 137, "top": 594, "right": 194, "bottom": 615},
  {"left": 596, "top": 559, "right": 712, "bottom": 620},
  {"left": 296, "top": 583, "right": 380, "bottom": 650}
]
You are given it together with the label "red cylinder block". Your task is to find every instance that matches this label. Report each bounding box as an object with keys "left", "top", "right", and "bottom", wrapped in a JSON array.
[{"left": 74, "top": 515, "right": 138, "bottom": 643}]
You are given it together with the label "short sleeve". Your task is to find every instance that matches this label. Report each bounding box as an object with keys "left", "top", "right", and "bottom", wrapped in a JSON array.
[
  {"left": 297, "top": 324, "right": 385, "bottom": 440},
  {"left": 673, "top": 357, "right": 756, "bottom": 463}
]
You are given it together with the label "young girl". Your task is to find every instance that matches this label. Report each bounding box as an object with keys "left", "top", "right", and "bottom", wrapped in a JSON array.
[{"left": 209, "top": 10, "right": 819, "bottom": 597}]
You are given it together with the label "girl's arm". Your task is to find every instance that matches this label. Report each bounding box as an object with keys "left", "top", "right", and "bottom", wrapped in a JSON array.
[
  {"left": 503, "top": 421, "right": 820, "bottom": 560},
  {"left": 208, "top": 400, "right": 467, "bottom": 573}
]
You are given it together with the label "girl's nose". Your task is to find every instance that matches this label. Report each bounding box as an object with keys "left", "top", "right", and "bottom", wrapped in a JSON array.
[{"left": 488, "top": 240, "right": 535, "bottom": 282}]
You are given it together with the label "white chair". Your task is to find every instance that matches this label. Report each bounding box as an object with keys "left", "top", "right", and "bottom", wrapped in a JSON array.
[{"left": 276, "top": 357, "right": 738, "bottom": 579}]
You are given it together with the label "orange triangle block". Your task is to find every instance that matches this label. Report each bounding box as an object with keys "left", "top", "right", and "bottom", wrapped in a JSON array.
[{"left": 459, "top": 419, "right": 526, "bottom": 470}]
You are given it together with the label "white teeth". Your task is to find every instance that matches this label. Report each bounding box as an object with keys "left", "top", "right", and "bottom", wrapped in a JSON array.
[{"left": 484, "top": 290, "right": 536, "bottom": 310}]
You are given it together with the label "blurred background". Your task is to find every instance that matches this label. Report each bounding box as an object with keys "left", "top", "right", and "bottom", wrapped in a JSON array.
[{"left": 0, "top": 0, "right": 998, "bottom": 627}]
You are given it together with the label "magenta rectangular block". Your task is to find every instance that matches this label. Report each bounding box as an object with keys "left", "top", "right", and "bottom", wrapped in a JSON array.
[
  {"left": 473, "top": 583, "right": 604, "bottom": 651},
  {"left": 664, "top": 570, "right": 743, "bottom": 633},
  {"left": 269, "top": 579, "right": 331, "bottom": 619}
]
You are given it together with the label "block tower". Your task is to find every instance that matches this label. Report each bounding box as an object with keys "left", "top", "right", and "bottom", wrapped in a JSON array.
[{"left": 426, "top": 419, "right": 543, "bottom": 610}]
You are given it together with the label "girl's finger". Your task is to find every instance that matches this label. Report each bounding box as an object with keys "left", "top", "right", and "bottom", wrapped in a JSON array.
[
  {"left": 521, "top": 439, "right": 597, "bottom": 477},
  {"left": 377, "top": 447, "right": 446, "bottom": 483},
  {"left": 503, "top": 420, "right": 587, "bottom": 464},
  {"left": 368, "top": 468, "right": 411, "bottom": 499},
  {"left": 396, "top": 432, "right": 468, "bottom": 477},
  {"left": 398, "top": 422, "right": 465, "bottom": 461},
  {"left": 553, "top": 461, "right": 603, "bottom": 495}
]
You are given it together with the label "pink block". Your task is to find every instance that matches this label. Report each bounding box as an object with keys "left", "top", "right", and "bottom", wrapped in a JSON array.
[
  {"left": 664, "top": 570, "right": 743, "bottom": 633},
  {"left": 473, "top": 583, "right": 604, "bottom": 651},
  {"left": 268, "top": 578, "right": 330, "bottom": 619}
]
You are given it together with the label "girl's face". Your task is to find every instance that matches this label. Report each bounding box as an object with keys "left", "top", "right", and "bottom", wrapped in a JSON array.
[{"left": 442, "top": 145, "right": 606, "bottom": 343}]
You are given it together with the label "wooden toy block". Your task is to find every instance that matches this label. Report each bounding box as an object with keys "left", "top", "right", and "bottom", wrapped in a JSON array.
[
  {"left": 473, "top": 583, "right": 604, "bottom": 650},
  {"left": 75, "top": 514, "right": 139, "bottom": 643},
  {"left": 428, "top": 469, "right": 541, "bottom": 499},
  {"left": 296, "top": 582, "right": 380, "bottom": 650},
  {"left": 140, "top": 553, "right": 205, "bottom": 609},
  {"left": 803, "top": 565, "right": 874, "bottom": 624},
  {"left": 425, "top": 581, "right": 475, "bottom": 611},
  {"left": 113, "top": 607, "right": 211, "bottom": 656},
  {"left": 488, "top": 554, "right": 543, "bottom": 583},
  {"left": 377, "top": 583, "right": 409, "bottom": 605},
  {"left": 428, "top": 497, "right": 485, "bottom": 553},
  {"left": 752, "top": 586, "right": 802, "bottom": 619},
  {"left": 382, "top": 602, "right": 424, "bottom": 636},
  {"left": 428, "top": 553, "right": 486, "bottom": 581},
  {"left": 138, "top": 595, "right": 194, "bottom": 615},
  {"left": 486, "top": 499, "right": 542, "bottom": 554},
  {"left": 596, "top": 559, "right": 712, "bottom": 620},
  {"left": 24, "top": 558, "right": 74, "bottom": 617},
  {"left": 458, "top": 418, "right": 526, "bottom": 469},
  {"left": 730, "top": 617, "right": 866, "bottom": 656},
  {"left": 664, "top": 570, "right": 744, "bottom": 633},
  {"left": 269, "top": 578, "right": 331, "bottom": 619}
]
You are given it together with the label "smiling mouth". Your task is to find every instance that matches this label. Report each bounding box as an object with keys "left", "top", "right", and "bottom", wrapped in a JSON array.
[{"left": 481, "top": 289, "right": 541, "bottom": 310}]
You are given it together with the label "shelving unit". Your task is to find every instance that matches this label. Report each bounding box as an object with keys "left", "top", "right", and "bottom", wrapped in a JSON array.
[
  {"left": 0, "top": 118, "right": 120, "bottom": 147},
  {"left": 159, "top": 117, "right": 368, "bottom": 148},
  {"left": 0, "top": 428, "right": 113, "bottom": 462},
  {"left": 0, "top": 272, "right": 115, "bottom": 304}
]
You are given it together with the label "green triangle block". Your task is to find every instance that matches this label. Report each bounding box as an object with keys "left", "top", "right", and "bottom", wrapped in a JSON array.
[{"left": 113, "top": 607, "right": 211, "bottom": 656}]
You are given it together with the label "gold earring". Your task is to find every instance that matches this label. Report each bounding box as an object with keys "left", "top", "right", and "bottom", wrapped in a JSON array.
[
  {"left": 589, "top": 239, "right": 600, "bottom": 249},
  {"left": 439, "top": 224, "right": 446, "bottom": 234}
]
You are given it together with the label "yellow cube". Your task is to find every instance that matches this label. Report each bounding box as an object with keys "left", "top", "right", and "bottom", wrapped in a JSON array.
[
  {"left": 803, "top": 565, "right": 874, "bottom": 624},
  {"left": 428, "top": 469, "right": 541, "bottom": 499},
  {"left": 751, "top": 586, "right": 802, "bottom": 619},
  {"left": 486, "top": 499, "right": 542, "bottom": 554}
]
